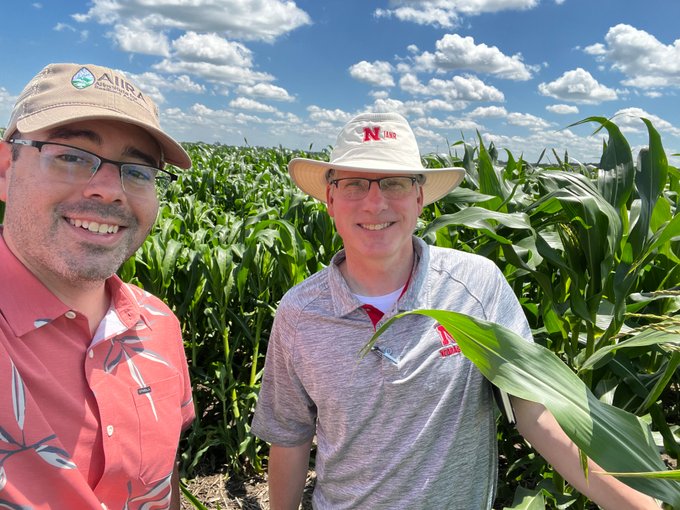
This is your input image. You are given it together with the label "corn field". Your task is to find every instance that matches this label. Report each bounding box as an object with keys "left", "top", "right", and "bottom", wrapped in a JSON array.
[{"left": 2, "top": 117, "right": 679, "bottom": 508}]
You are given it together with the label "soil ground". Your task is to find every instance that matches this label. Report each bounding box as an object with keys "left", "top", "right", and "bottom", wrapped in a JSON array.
[{"left": 180, "top": 470, "right": 315, "bottom": 510}]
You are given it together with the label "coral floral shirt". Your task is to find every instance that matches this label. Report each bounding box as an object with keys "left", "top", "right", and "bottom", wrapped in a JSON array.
[{"left": 0, "top": 233, "right": 194, "bottom": 509}]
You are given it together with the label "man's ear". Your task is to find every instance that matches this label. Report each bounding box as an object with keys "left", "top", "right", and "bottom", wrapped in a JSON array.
[
  {"left": 416, "top": 183, "right": 424, "bottom": 215},
  {"left": 326, "top": 184, "right": 335, "bottom": 218},
  {"left": 0, "top": 142, "right": 12, "bottom": 202}
]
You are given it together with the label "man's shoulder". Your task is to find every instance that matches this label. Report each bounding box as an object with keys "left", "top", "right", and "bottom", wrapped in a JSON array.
[
  {"left": 427, "top": 244, "right": 497, "bottom": 272},
  {"left": 278, "top": 266, "right": 332, "bottom": 312}
]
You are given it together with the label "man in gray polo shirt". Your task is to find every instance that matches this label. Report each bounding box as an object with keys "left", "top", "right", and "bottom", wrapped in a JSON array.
[{"left": 251, "top": 112, "right": 658, "bottom": 509}]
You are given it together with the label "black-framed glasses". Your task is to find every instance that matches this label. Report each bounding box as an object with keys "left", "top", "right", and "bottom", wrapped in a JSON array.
[
  {"left": 8, "top": 139, "right": 177, "bottom": 196},
  {"left": 329, "top": 176, "right": 419, "bottom": 200}
]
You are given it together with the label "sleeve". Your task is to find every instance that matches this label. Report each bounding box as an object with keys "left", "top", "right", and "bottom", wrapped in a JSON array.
[
  {"left": 486, "top": 262, "right": 533, "bottom": 342},
  {"left": 251, "top": 296, "right": 317, "bottom": 446}
]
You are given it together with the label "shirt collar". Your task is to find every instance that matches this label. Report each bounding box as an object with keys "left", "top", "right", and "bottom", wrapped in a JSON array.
[{"left": 328, "top": 236, "right": 429, "bottom": 318}]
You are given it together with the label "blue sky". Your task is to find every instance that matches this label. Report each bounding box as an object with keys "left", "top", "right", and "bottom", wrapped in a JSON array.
[{"left": 2, "top": 0, "right": 680, "bottom": 164}]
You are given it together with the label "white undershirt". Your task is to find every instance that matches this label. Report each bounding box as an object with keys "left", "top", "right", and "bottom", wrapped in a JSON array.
[{"left": 353, "top": 286, "right": 405, "bottom": 314}]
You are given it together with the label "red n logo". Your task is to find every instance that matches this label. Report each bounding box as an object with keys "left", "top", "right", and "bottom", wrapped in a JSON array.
[{"left": 363, "top": 126, "right": 381, "bottom": 142}]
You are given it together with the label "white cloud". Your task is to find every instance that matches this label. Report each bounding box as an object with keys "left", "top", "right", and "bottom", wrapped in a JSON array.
[
  {"left": 414, "top": 34, "right": 534, "bottom": 80},
  {"left": 307, "top": 106, "right": 353, "bottom": 124},
  {"left": 506, "top": 112, "right": 553, "bottom": 130},
  {"left": 54, "top": 22, "right": 75, "bottom": 32},
  {"left": 546, "top": 104, "right": 580, "bottom": 114},
  {"left": 172, "top": 32, "right": 252, "bottom": 66},
  {"left": 538, "top": 68, "right": 618, "bottom": 104},
  {"left": 236, "top": 83, "right": 294, "bottom": 102},
  {"left": 585, "top": 24, "right": 680, "bottom": 92},
  {"left": 127, "top": 72, "right": 206, "bottom": 105},
  {"left": 612, "top": 107, "right": 680, "bottom": 137},
  {"left": 73, "top": 0, "right": 311, "bottom": 43},
  {"left": 374, "top": 0, "right": 539, "bottom": 29},
  {"left": 469, "top": 106, "right": 508, "bottom": 118},
  {"left": 112, "top": 19, "right": 170, "bottom": 56},
  {"left": 229, "top": 97, "right": 278, "bottom": 113},
  {"left": 349, "top": 60, "right": 395, "bottom": 87},
  {"left": 153, "top": 59, "right": 273, "bottom": 85},
  {"left": 400, "top": 73, "right": 505, "bottom": 102},
  {"left": 467, "top": 106, "right": 552, "bottom": 131}
]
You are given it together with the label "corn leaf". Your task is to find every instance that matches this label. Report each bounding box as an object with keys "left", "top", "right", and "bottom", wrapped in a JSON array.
[{"left": 362, "top": 310, "right": 680, "bottom": 507}]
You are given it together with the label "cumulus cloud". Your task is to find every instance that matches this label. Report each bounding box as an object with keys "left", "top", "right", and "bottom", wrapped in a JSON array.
[
  {"left": 54, "top": 22, "right": 76, "bottom": 32},
  {"left": 468, "top": 106, "right": 552, "bottom": 131},
  {"left": 307, "top": 106, "right": 353, "bottom": 124},
  {"left": 173, "top": 32, "right": 252, "bottom": 66},
  {"left": 400, "top": 73, "right": 505, "bottom": 102},
  {"left": 469, "top": 106, "right": 508, "bottom": 118},
  {"left": 153, "top": 59, "right": 273, "bottom": 86},
  {"left": 374, "top": 0, "right": 539, "bottom": 29},
  {"left": 538, "top": 68, "right": 618, "bottom": 104},
  {"left": 236, "top": 83, "right": 294, "bottom": 102},
  {"left": 584, "top": 24, "right": 680, "bottom": 91},
  {"left": 73, "top": 0, "right": 311, "bottom": 43},
  {"left": 111, "top": 18, "right": 170, "bottom": 56},
  {"left": 349, "top": 60, "right": 395, "bottom": 87},
  {"left": 612, "top": 107, "right": 680, "bottom": 137},
  {"left": 506, "top": 112, "right": 553, "bottom": 130},
  {"left": 229, "top": 97, "right": 278, "bottom": 113},
  {"left": 546, "top": 104, "right": 579, "bottom": 114},
  {"left": 414, "top": 34, "right": 535, "bottom": 80}
]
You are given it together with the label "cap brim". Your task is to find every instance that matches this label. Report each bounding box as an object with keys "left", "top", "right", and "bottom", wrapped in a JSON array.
[
  {"left": 7, "top": 107, "right": 191, "bottom": 170},
  {"left": 288, "top": 157, "right": 466, "bottom": 205}
]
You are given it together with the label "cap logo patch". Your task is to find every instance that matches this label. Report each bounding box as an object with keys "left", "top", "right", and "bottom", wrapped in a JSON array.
[
  {"left": 71, "top": 67, "right": 95, "bottom": 90},
  {"left": 363, "top": 125, "right": 397, "bottom": 142}
]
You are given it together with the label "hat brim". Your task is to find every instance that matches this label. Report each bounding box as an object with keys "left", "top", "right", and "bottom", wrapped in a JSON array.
[
  {"left": 6, "top": 106, "right": 191, "bottom": 170},
  {"left": 288, "top": 157, "right": 466, "bottom": 205}
]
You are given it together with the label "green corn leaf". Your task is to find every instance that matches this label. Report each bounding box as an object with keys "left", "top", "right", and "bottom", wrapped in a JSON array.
[
  {"left": 567, "top": 116, "right": 634, "bottom": 211},
  {"left": 362, "top": 310, "right": 680, "bottom": 507}
]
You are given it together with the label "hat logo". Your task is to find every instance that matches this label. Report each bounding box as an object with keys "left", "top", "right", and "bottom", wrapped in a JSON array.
[
  {"left": 363, "top": 126, "right": 380, "bottom": 142},
  {"left": 71, "top": 67, "right": 95, "bottom": 90},
  {"left": 363, "top": 125, "right": 397, "bottom": 142}
]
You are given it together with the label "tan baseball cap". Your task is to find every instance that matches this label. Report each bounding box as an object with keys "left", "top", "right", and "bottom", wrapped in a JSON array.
[
  {"left": 2, "top": 63, "right": 191, "bottom": 169},
  {"left": 288, "top": 112, "right": 466, "bottom": 205}
]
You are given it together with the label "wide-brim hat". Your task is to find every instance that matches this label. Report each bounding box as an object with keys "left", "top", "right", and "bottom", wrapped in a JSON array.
[
  {"left": 2, "top": 63, "right": 191, "bottom": 169},
  {"left": 288, "top": 112, "right": 465, "bottom": 205}
]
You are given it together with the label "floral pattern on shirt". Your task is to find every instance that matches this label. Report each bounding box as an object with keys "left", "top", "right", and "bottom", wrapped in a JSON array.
[{"left": 0, "top": 362, "right": 76, "bottom": 492}]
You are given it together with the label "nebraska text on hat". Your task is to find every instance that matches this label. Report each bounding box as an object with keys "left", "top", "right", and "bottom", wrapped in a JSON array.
[{"left": 363, "top": 126, "right": 397, "bottom": 142}]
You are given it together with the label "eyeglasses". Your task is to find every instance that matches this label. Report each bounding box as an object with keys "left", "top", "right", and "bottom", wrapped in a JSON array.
[
  {"left": 8, "top": 139, "right": 177, "bottom": 196},
  {"left": 329, "top": 176, "right": 419, "bottom": 201}
]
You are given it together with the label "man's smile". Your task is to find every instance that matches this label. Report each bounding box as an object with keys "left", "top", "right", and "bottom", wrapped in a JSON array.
[{"left": 68, "top": 218, "right": 121, "bottom": 234}]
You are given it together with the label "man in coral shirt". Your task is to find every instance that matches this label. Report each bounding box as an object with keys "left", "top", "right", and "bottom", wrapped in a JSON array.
[{"left": 0, "top": 63, "right": 194, "bottom": 509}]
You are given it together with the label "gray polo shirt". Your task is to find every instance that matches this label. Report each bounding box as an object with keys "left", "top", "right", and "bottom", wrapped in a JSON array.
[{"left": 252, "top": 237, "right": 532, "bottom": 509}]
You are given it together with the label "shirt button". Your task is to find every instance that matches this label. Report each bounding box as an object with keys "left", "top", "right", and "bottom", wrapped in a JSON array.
[
  {"left": 88, "top": 350, "right": 94, "bottom": 359},
  {"left": 65, "top": 311, "right": 77, "bottom": 319},
  {"left": 106, "top": 425, "right": 114, "bottom": 436},
  {"left": 101, "top": 504, "right": 108, "bottom": 510}
]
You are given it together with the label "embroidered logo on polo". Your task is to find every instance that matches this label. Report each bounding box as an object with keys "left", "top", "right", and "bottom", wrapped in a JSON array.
[
  {"left": 362, "top": 125, "right": 397, "bottom": 142},
  {"left": 435, "top": 324, "right": 461, "bottom": 358}
]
